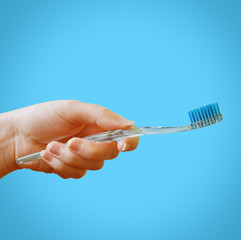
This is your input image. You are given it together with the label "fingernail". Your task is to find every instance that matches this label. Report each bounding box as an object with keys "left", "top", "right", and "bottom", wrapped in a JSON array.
[
  {"left": 68, "top": 139, "right": 80, "bottom": 151},
  {"left": 41, "top": 150, "right": 53, "bottom": 162},
  {"left": 118, "top": 119, "right": 135, "bottom": 126},
  {"left": 49, "top": 143, "right": 61, "bottom": 156},
  {"left": 121, "top": 143, "right": 130, "bottom": 152}
]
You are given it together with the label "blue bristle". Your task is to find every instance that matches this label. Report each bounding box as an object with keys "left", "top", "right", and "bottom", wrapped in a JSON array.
[
  {"left": 212, "top": 104, "right": 217, "bottom": 117},
  {"left": 210, "top": 104, "right": 215, "bottom": 116},
  {"left": 198, "top": 109, "right": 202, "bottom": 120},
  {"left": 197, "top": 109, "right": 203, "bottom": 121},
  {"left": 198, "top": 108, "right": 205, "bottom": 121},
  {"left": 211, "top": 104, "right": 217, "bottom": 116},
  {"left": 205, "top": 105, "right": 212, "bottom": 118},
  {"left": 214, "top": 103, "right": 220, "bottom": 115},
  {"left": 192, "top": 110, "right": 197, "bottom": 122},
  {"left": 188, "top": 102, "right": 221, "bottom": 124},
  {"left": 193, "top": 110, "right": 199, "bottom": 122},
  {"left": 189, "top": 111, "right": 195, "bottom": 122},
  {"left": 208, "top": 105, "right": 214, "bottom": 117},
  {"left": 196, "top": 109, "right": 202, "bottom": 121},
  {"left": 210, "top": 105, "right": 215, "bottom": 117},
  {"left": 201, "top": 107, "right": 208, "bottom": 120},
  {"left": 188, "top": 112, "right": 194, "bottom": 123},
  {"left": 212, "top": 104, "right": 216, "bottom": 116},
  {"left": 191, "top": 111, "right": 196, "bottom": 122}
]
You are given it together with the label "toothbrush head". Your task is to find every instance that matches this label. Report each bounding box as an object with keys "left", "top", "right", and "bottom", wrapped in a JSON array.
[{"left": 188, "top": 103, "right": 223, "bottom": 129}]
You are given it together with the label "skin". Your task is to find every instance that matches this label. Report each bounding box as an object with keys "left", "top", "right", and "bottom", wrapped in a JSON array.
[{"left": 0, "top": 100, "right": 139, "bottom": 179}]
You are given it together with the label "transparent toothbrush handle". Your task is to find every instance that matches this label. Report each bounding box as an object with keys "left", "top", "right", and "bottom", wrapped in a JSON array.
[
  {"left": 82, "top": 126, "right": 191, "bottom": 142},
  {"left": 16, "top": 126, "right": 190, "bottom": 164},
  {"left": 17, "top": 152, "right": 42, "bottom": 164}
]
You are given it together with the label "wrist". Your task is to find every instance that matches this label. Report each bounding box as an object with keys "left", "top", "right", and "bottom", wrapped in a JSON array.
[{"left": 0, "top": 111, "right": 18, "bottom": 178}]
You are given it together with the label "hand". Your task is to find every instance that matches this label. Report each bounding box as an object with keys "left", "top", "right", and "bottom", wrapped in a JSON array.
[{"left": 0, "top": 100, "right": 139, "bottom": 179}]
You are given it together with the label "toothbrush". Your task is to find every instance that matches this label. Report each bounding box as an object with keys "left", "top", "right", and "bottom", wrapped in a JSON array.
[{"left": 16, "top": 102, "right": 223, "bottom": 164}]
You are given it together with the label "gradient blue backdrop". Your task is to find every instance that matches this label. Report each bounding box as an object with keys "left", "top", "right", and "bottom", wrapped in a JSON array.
[{"left": 0, "top": 0, "right": 240, "bottom": 239}]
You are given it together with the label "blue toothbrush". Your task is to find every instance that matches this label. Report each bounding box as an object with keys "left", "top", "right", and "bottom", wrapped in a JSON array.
[{"left": 16, "top": 103, "right": 223, "bottom": 164}]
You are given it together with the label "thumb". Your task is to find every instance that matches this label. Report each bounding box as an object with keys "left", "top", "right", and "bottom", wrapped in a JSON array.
[{"left": 58, "top": 100, "right": 135, "bottom": 130}]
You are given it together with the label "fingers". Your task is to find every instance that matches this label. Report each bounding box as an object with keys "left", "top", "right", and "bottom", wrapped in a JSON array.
[
  {"left": 67, "top": 138, "right": 119, "bottom": 161},
  {"left": 41, "top": 139, "right": 120, "bottom": 179},
  {"left": 61, "top": 101, "right": 139, "bottom": 149},
  {"left": 57, "top": 100, "right": 136, "bottom": 130},
  {"left": 41, "top": 127, "right": 139, "bottom": 179},
  {"left": 41, "top": 150, "right": 87, "bottom": 179}
]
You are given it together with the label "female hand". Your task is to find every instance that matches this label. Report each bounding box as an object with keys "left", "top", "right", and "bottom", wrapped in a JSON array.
[{"left": 0, "top": 100, "right": 139, "bottom": 179}]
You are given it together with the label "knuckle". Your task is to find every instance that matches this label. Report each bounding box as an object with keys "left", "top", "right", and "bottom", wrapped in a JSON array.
[
  {"left": 88, "top": 147, "right": 100, "bottom": 160},
  {"left": 65, "top": 100, "right": 82, "bottom": 113},
  {"left": 67, "top": 156, "right": 76, "bottom": 166},
  {"left": 100, "top": 107, "right": 109, "bottom": 115},
  {"left": 55, "top": 160, "right": 65, "bottom": 171},
  {"left": 95, "top": 105, "right": 108, "bottom": 115},
  {"left": 67, "top": 99, "right": 80, "bottom": 107}
]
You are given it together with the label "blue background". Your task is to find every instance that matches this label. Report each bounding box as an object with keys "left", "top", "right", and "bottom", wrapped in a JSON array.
[{"left": 0, "top": 0, "right": 240, "bottom": 239}]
